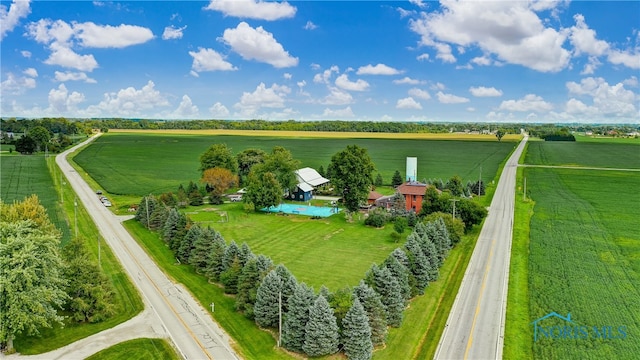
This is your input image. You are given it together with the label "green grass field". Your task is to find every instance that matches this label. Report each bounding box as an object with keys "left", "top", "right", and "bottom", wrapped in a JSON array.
[
  {"left": 85, "top": 338, "right": 179, "bottom": 360},
  {"left": 525, "top": 141, "right": 640, "bottom": 168},
  {"left": 74, "top": 133, "right": 516, "bottom": 196},
  {"left": 0, "top": 154, "right": 70, "bottom": 242},
  {"left": 575, "top": 134, "right": 640, "bottom": 144}
]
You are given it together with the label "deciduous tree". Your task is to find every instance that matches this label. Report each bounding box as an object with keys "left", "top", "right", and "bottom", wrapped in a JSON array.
[
  {"left": 201, "top": 167, "right": 238, "bottom": 203},
  {"left": 245, "top": 171, "right": 282, "bottom": 211},
  {"left": 199, "top": 143, "right": 238, "bottom": 174},
  {"left": 329, "top": 145, "right": 375, "bottom": 212},
  {"left": 236, "top": 148, "right": 266, "bottom": 185}
]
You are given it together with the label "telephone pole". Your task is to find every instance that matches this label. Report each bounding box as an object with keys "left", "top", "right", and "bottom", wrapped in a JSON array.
[
  {"left": 74, "top": 197, "right": 78, "bottom": 238},
  {"left": 449, "top": 198, "right": 459, "bottom": 219}
]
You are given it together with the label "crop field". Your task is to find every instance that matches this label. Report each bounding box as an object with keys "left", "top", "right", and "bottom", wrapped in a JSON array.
[
  {"left": 74, "top": 132, "right": 516, "bottom": 196},
  {"left": 187, "top": 203, "right": 398, "bottom": 290},
  {"left": 0, "top": 154, "right": 70, "bottom": 242},
  {"left": 525, "top": 167, "right": 640, "bottom": 358},
  {"left": 525, "top": 141, "right": 640, "bottom": 169}
]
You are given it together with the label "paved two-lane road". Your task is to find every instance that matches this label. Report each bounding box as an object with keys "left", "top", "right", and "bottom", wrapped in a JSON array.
[
  {"left": 435, "top": 135, "right": 528, "bottom": 360},
  {"left": 56, "top": 135, "right": 239, "bottom": 360}
]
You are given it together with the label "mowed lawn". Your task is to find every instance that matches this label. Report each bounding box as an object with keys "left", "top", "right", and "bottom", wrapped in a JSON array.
[
  {"left": 188, "top": 203, "right": 398, "bottom": 291},
  {"left": 0, "top": 154, "right": 71, "bottom": 242},
  {"left": 74, "top": 133, "right": 516, "bottom": 196}
]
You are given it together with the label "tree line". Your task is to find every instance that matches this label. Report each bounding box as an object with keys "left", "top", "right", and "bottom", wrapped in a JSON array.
[
  {"left": 0, "top": 196, "right": 115, "bottom": 353},
  {"left": 134, "top": 192, "right": 458, "bottom": 359}
]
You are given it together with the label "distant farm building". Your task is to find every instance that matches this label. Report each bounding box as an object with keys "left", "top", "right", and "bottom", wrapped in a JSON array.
[{"left": 290, "top": 167, "right": 329, "bottom": 201}]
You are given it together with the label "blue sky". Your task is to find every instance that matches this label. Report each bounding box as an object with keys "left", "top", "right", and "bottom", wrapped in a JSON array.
[{"left": 1, "top": 0, "right": 638, "bottom": 123}]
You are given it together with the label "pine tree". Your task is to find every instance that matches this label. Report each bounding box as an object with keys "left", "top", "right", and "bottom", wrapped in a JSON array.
[
  {"left": 434, "top": 217, "right": 451, "bottom": 261},
  {"left": 282, "top": 282, "right": 315, "bottom": 353},
  {"left": 222, "top": 240, "right": 240, "bottom": 271},
  {"left": 254, "top": 270, "right": 283, "bottom": 328},
  {"left": 169, "top": 213, "right": 188, "bottom": 253},
  {"left": 220, "top": 257, "right": 242, "bottom": 294},
  {"left": 148, "top": 205, "right": 168, "bottom": 231},
  {"left": 372, "top": 266, "right": 404, "bottom": 327},
  {"left": 178, "top": 224, "right": 202, "bottom": 263},
  {"left": 405, "top": 234, "right": 431, "bottom": 295},
  {"left": 238, "top": 242, "right": 253, "bottom": 267},
  {"left": 383, "top": 254, "right": 411, "bottom": 303},
  {"left": 303, "top": 295, "right": 339, "bottom": 357},
  {"left": 421, "top": 237, "right": 440, "bottom": 281},
  {"left": 275, "top": 264, "right": 297, "bottom": 312},
  {"left": 390, "top": 247, "right": 410, "bottom": 269},
  {"left": 319, "top": 285, "right": 331, "bottom": 301},
  {"left": 190, "top": 226, "right": 213, "bottom": 273},
  {"left": 163, "top": 208, "right": 180, "bottom": 244},
  {"left": 353, "top": 280, "right": 387, "bottom": 346},
  {"left": 391, "top": 170, "right": 404, "bottom": 187},
  {"left": 236, "top": 256, "right": 261, "bottom": 318},
  {"left": 342, "top": 297, "right": 373, "bottom": 360},
  {"left": 255, "top": 254, "right": 274, "bottom": 274},
  {"left": 204, "top": 229, "right": 227, "bottom": 281}
]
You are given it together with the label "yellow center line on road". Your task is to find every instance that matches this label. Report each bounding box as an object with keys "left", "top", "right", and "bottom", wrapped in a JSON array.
[{"left": 463, "top": 239, "right": 496, "bottom": 360}]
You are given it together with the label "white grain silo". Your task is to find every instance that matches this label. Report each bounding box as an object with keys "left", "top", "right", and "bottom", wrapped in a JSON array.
[{"left": 406, "top": 157, "right": 417, "bottom": 182}]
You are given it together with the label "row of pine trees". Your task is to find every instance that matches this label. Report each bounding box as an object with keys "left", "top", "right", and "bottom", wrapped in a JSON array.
[{"left": 136, "top": 195, "right": 454, "bottom": 359}]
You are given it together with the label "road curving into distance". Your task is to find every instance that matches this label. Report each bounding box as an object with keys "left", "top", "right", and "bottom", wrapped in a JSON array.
[
  {"left": 56, "top": 135, "right": 239, "bottom": 360},
  {"left": 435, "top": 135, "right": 528, "bottom": 360}
]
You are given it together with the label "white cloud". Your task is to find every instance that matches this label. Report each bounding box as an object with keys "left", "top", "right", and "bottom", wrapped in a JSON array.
[
  {"left": 221, "top": 22, "right": 298, "bottom": 68},
  {"left": 469, "top": 86, "right": 503, "bottom": 97},
  {"left": 21, "top": 50, "right": 31, "bottom": 58},
  {"left": 565, "top": 77, "right": 637, "bottom": 117},
  {"left": 304, "top": 21, "right": 317, "bottom": 30},
  {"left": 86, "top": 80, "right": 170, "bottom": 117},
  {"left": 321, "top": 87, "right": 353, "bottom": 105},
  {"left": 396, "top": 97, "right": 422, "bottom": 110},
  {"left": 162, "top": 25, "right": 186, "bottom": 40},
  {"left": 1, "top": 72, "right": 36, "bottom": 94},
  {"left": 205, "top": 0, "right": 296, "bottom": 21},
  {"left": 393, "top": 77, "right": 422, "bottom": 85},
  {"left": 234, "top": 82, "right": 290, "bottom": 117},
  {"left": 0, "top": 0, "right": 31, "bottom": 39},
  {"left": 431, "top": 82, "right": 446, "bottom": 91},
  {"left": 436, "top": 91, "right": 470, "bottom": 104},
  {"left": 408, "top": 88, "right": 431, "bottom": 100},
  {"left": 409, "top": 0, "right": 427, "bottom": 8},
  {"left": 409, "top": 2, "right": 571, "bottom": 72},
  {"left": 570, "top": 14, "right": 609, "bottom": 56},
  {"left": 283, "top": 72, "right": 292, "bottom": 80},
  {"left": 471, "top": 56, "right": 492, "bottom": 66},
  {"left": 323, "top": 106, "right": 354, "bottom": 118},
  {"left": 171, "top": 95, "right": 199, "bottom": 118},
  {"left": 467, "top": 107, "right": 476, "bottom": 112},
  {"left": 54, "top": 71, "right": 97, "bottom": 83},
  {"left": 356, "top": 63, "right": 401, "bottom": 75},
  {"left": 498, "top": 94, "right": 553, "bottom": 112},
  {"left": 73, "top": 22, "right": 154, "bottom": 48},
  {"left": 581, "top": 56, "right": 601, "bottom": 75},
  {"left": 45, "top": 42, "right": 99, "bottom": 71},
  {"left": 23, "top": 68, "right": 38, "bottom": 77},
  {"left": 314, "top": 65, "right": 340, "bottom": 84},
  {"left": 209, "top": 102, "right": 230, "bottom": 117},
  {"left": 47, "top": 83, "right": 84, "bottom": 113},
  {"left": 607, "top": 49, "right": 640, "bottom": 70},
  {"left": 335, "top": 74, "right": 369, "bottom": 91},
  {"left": 623, "top": 76, "right": 638, "bottom": 87},
  {"left": 435, "top": 43, "right": 456, "bottom": 63},
  {"left": 416, "top": 53, "right": 430, "bottom": 61},
  {"left": 189, "top": 47, "right": 237, "bottom": 72}
]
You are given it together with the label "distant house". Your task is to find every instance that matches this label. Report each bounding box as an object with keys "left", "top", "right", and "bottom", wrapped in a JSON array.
[
  {"left": 289, "top": 167, "right": 330, "bottom": 201},
  {"left": 375, "top": 195, "right": 395, "bottom": 209},
  {"left": 367, "top": 190, "right": 383, "bottom": 205},
  {"left": 397, "top": 181, "right": 429, "bottom": 213}
]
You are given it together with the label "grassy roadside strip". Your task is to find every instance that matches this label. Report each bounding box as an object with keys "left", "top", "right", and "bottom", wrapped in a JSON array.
[
  {"left": 123, "top": 220, "right": 294, "bottom": 360},
  {"left": 14, "top": 155, "right": 143, "bottom": 354},
  {"left": 86, "top": 338, "right": 179, "bottom": 360},
  {"left": 503, "top": 144, "right": 534, "bottom": 359}
]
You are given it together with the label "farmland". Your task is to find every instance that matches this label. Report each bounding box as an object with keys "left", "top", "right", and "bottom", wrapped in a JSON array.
[
  {"left": 506, "top": 140, "right": 640, "bottom": 359},
  {"left": 74, "top": 132, "right": 517, "bottom": 196},
  {"left": 0, "top": 154, "right": 70, "bottom": 242}
]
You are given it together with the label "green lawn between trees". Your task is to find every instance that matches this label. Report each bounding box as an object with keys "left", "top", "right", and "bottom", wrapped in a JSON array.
[
  {"left": 505, "top": 140, "right": 640, "bottom": 359},
  {"left": 85, "top": 338, "right": 179, "bottom": 360}
]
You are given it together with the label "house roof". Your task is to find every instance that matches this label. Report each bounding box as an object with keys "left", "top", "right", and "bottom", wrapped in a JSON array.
[
  {"left": 368, "top": 191, "right": 383, "bottom": 200},
  {"left": 295, "top": 167, "right": 330, "bottom": 187},
  {"left": 397, "top": 181, "right": 428, "bottom": 196},
  {"left": 297, "top": 182, "right": 314, "bottom": 192}
]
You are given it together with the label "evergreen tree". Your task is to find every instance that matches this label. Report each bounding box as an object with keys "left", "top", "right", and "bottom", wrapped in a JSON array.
[
  {"left": 421, "top": 237, "right": 440, "bottom": 281},
  {"left": 390, "top": 247, "right": 410, "bottom": 269},
  {"left": 282, "top": 282, "right": 316, "bottom": 353},
  {"left": 148, "top": 204, "right": 168, "bottom": 231},
  {"left": 275, "top": 264, "right": 297, "bottom": 312},
  {"left": 404, "top": 234, "right": 431, "bottom": 295},
  {"left": 220, "top": 257, "right": 242, "bottom": 294},
  {"left": 353, "top": 280, "right": 387, "bottom": 346},
  {"left": 178, "top": 224, "right": 202, "bottom": 263},
  {"left": 204, "top": 230, "right": 227, "bottom": 281},
  {"left": 342, "top": 297, "right": 373, "bottom": 360},
  {"left": 254, "top": 270, "right": 283, "bottom": 328},
  {"left": 238, "top": 242, "right": 253, "bottom": 267},
  {"left": 255, "top": 254, "right": 274, "bottom": 274},
  {"left": 135, "top": 195, "right": 158, "bottom": 227},
  {"left": 163, "top": 208, "right": 180, "bottom": 244},
  {"left": 374, "top": 173, "right": 383, "bottom": 187},
  {"left": 383, "top": 254, "right": 411, "bottom": 303},
  {"left": 319, "top": 285, "right": 331, "bottom": 301},
  {"left": 372, "top": 266, "right": 404, "bottom": 327},
  {"left": 434, "top": 217, "right": 452, "bottom": 261},
  {"left": 236, "top": 256, "right": 261, "bottom": 318},
  {"left": 222, "top": 240, "right": 240, "bottom": 271},
  {"left": 391, "top": 170, "right": 404, "bottom": 186},
  {"left": 328, "top": 286, "right": 354, "bottom": 331},
  {"left": 303, "top": 295, "right": 339, "bottom": 357},
  {"left": 190, "top": 226, "right": 212, "bottom": 273},
  {"left": 169, "top": 213, "right": 188, "bottom": 253}
]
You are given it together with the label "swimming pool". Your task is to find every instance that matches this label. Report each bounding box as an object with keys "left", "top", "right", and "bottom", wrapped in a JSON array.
[{"left": 262, "top": 203, "right": 341, "bottom": 217}]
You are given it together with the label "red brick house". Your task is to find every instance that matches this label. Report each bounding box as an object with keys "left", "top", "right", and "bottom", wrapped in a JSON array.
[{"left": 397, "top": 181, "right": 428, "bottom": 213}]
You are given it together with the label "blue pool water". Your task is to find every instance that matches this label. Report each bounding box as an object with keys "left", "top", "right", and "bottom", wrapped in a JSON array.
[{"left": 263, "top": 203, "right": 341, "bottom": 217}]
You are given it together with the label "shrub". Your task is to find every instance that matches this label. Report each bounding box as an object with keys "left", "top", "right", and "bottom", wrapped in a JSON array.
[
  {"left": 364, "top": 209, "right": 387, "bottom": 228},
  {"left": 394, "top": 217, "right": 407, "bottom": 234}
]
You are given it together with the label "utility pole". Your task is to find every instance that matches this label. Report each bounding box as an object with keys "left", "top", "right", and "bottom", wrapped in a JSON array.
[
  {"left": 523, "top": 177, "right": 527, "bottom": 201},
  {"left": 146, "top": 195, "right": 150, "bottom": 229},
  {"left": 449, "top": 198, "right": 459, "bottom": 220},
  {"left": 74, "top": 197, "right": 78, "bottom": 238},
  {"left": 278, "top": 291, "right": 282, "bottom": 347}
]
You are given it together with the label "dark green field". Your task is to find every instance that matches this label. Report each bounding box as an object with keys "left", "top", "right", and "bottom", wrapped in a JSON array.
[
  {"left": 74, "top": 133, "right": 516, "bottom": 195},
  {"left": 0, "top": 155, "right": 70, "bottom": 242},
  {"left": 525, "top": 141, "right": 640, "bottom": 168}
]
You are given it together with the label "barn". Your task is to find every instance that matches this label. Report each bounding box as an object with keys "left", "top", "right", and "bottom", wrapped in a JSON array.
[{"left": 289, "top": 167, "right": 330, "bottom": 201}]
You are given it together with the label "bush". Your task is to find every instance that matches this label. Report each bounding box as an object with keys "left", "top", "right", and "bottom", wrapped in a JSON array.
[
  {"left": 365, "top": 209, "right": 387, "bottom": 228},
  {"left": 394, "top": 217, "right": 407, "bottom": 234},
  {"left": 390, "top": 231, "right": 401, "bottom": 243}
]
